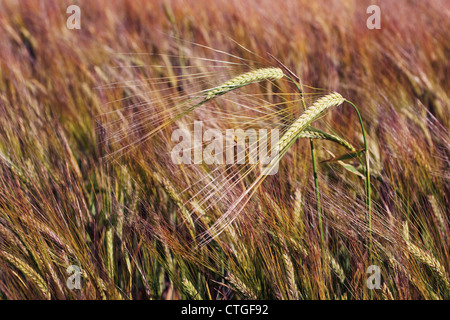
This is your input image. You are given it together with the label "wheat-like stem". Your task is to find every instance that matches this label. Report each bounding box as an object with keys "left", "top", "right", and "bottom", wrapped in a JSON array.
[{"left": 344, "top": 99, "right": 372, "bottom": 266}]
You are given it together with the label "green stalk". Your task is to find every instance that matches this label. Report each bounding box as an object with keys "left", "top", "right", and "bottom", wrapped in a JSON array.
[
  {"left": 310, "top": 139, "right": 325, "bottom": 247},
  {"left": 288, "top": 75, "right": 326, "bottom": 250},
  {"left": 344, "top": 100, "right": 372, "bottom": 258},
  {"left": 286, "top": 75, "right": 327, "bottom": 299}
]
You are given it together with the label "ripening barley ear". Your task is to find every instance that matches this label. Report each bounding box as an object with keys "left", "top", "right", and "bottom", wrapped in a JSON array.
[
  {"left": 204, "top": 67, "right": 284, "bottom": 100},
  {"left": 276, "top": 92, "right": 345, "bottom": 153},
  {"left": 0, "top": 251, "right": 50, "bottom": 299},
  {"left": 180, "top": 67, "right": 285, "bottom": 116},
  {"left": 225, "top": 273, "right": 257, "bottom": 300},
  {"left": 182, "top": 278, "right": 201, "bottom": 300},
  {"left": 280, "top": 237, "right": 301, "bottom": 300},
  {"left": 298, "top": 127, "right": 356, "bottom": 152},
  {"left": 381, "top": 283, "right": 394, "bottom": 300},
  {"left": 154, "top": 172, "right": 196, "bottom": 239},
  {"left": 402, "top": 222, "right": 450, "bottom": 290},
  {"left": 428, "top": 195, "right": 448, "bottom": 240},
  {"left": 325, "top": 252, "right": 345, "bottom": 284}
]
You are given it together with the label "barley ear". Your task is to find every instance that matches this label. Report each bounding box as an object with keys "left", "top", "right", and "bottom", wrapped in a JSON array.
[
  {"left": 299, "top": 127, "right": 356, "bottom": 152},
  {"left": 277, "top": 92, "right": 345, "bottom": 153},
  {"left": 280, "top": 237, "right": 301, "bottom": 299},
  {"left": 205, "top": 67, "right": 284, "bottom": 100},
  {"left": 226, "top": 273, "right": 257, "bottom": 300},
  {"left": 0, "top": 251, "right": 50, "bottom": 299},
  {"left": 402, "top": 222, "right": 450, "bottom": 289},
  {"left": 182, "top": 278, "right": 201, "bottom": 300}
]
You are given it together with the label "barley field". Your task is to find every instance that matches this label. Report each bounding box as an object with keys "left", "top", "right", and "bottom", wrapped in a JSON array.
[{"left": 0, "top": 0, "right": 449, "bottom": 300}]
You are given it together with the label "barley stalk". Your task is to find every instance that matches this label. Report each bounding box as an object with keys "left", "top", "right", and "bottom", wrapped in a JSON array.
[{"left": 204, "top": 67, "right": 284, "bottom": 100}]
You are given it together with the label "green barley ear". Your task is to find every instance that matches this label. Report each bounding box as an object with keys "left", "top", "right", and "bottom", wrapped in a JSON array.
[
  {"left": 205, "top": 67, "right": 284, "bottom": 100},
  {"left": 182, "top": 278, "right": 201, "bottom": 300},
  {"left": 178, "top": 67, "right": 284, "bottom": 119}
]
